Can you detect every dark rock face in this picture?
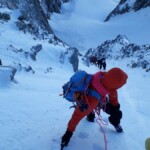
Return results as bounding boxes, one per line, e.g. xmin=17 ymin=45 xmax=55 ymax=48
xmin=7 ymin=44 xmax=42 ymax=62
xmin=0 ymin=0 xmax=19 ymax=9
xmin=16 ymin=20 xmax=40 ymax=37
xmin=5 ymin=44 xmax=41 ymax=74
xmin=59 ymin=46 xmax=80 ymax=72
xmin=0 ymin=12 xmax=11 ymax=21
xmin=30 ymin=44 xmax=42 ymax=61
xmin=19 ymin=0 xmax=53 ymax=35
xmin=105 ymin=0 xmax=130 ymax=21
xmin=83 ymin=35 xmax=150 ymax=72
xmin=133 ymin=0 xmax=150 ymax=11
xmin=105 ymin=0 xmax=150 ymax=21
xmin=62 ymin=0 xmax=70 ymax=2
xmin=41 ymin=0 xmax=61 ymax=14
xmin=0 ymin=0 xmax=70 ymax=13
xmin=0 ymin=0 xmax=71 ymax=37
xmin=0 ymin=65 xmax=17 ymax=81
xmin=69 ymin=47 xmax=79 ymax=72
xmin=23 ymin=65 xmax=35 ymax=74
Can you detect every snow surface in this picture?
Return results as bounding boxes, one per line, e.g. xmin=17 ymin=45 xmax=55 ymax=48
xmin=0 ymin=0 xmax=150 ymax=150
xmin=50 ymin=0 xmax=150 ymax=51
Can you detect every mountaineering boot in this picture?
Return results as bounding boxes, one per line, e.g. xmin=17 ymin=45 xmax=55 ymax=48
xmin=114 ymin=124 xmax=123 ymax=132
xmin=86 ymin=112 xmax=95 ymax=122
xmin=61 ymin=130 xmax=73 ymax=148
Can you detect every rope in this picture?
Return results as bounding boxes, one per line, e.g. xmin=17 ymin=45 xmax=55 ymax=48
xmin=94 ymin=109 xmax=108 ymax=150
xmin=84 ymin=84 xmax=108 ymax=150
xmin=96 ymin=116 xmax=107 ymax=150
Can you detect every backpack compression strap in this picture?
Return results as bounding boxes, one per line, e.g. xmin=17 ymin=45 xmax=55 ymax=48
xmin=87 ymin=89 xmax=101 ymax=102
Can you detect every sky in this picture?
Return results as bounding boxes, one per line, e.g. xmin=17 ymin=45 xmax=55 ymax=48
xmin=0 ymin=0 xmax=150 ymax=150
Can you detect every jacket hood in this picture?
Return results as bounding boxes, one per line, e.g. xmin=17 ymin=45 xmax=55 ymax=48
xmin=101 ymin=67 xmax=128 ymax=90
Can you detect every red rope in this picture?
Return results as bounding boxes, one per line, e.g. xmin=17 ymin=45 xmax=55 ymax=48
xmin=96 ymin=118 xmax=108 ymax=150
xmin=84 ymin=87 xmax=108 ymax=150
xmin=94 ymin=109 xmax=108 ymax=150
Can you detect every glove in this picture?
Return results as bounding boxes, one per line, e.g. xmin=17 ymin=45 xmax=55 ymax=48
xmin=61 ymin=130 xmax=73 ymax=147
xmin=86 ymin=112 xmax=95 ymax=122
xmin=114 ymin=124 xmax=123 ymax=133
xmin=104 ymin=103 xmax=120 ymax=115
xmin=109 ymin=104 xmax=121 ymax=116
xmin=106 ymin=104 xmax=122 ymax=130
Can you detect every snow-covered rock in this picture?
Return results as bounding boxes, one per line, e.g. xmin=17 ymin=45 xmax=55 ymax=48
xmin=0 ymin=66 xmax=16 ymax=87
xmin=83 ymin=35 xmax=150 ymax=71
xmin=105 ymin=0 xmax=150 ymax=21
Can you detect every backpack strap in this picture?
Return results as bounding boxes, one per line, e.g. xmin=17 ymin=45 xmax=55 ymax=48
xmin=87 ymin=89 xmax=101 ymax=101
xmin=73 ymin=75 xmax=87 ymax=87
xmin=91 ymin=71 xmax=109 ymax=100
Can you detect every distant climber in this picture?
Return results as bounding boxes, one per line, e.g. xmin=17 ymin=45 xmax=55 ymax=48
xmin=90 ymin=56 xmax=97 ymax=65
xmin=97 ymin=58 xmax=106 ymax=70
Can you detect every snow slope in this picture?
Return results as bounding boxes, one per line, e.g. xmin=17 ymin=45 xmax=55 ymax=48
xmin=0 ymin=58 xmax=149 ymax=150
xmin=0 ymin=1 xmax=150 ymax=150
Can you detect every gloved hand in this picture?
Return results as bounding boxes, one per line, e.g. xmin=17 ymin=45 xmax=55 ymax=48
xmin=104 ymin=103 xmax=120 ymax=115
xmin=86 ymin=112 xmax=95 ymax=122
xmin=61 ymin=130 xmax=73 ymax=148
xmin=114 ymin=124 xmax=123 ymax=132
xmin=106 ymin=103 xmax=123 ymax=132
